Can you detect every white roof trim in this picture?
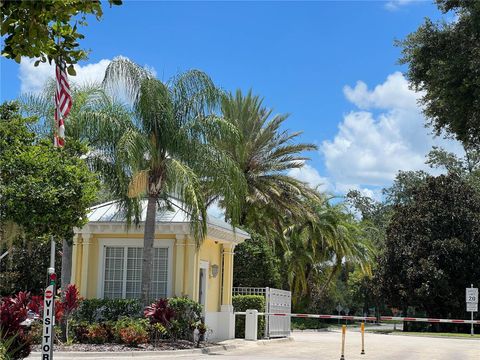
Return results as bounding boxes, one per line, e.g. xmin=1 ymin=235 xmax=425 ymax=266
xmin=75 ymin=220 xmax=249 ymax=245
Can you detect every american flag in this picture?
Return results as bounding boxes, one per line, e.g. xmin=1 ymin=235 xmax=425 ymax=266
xmin=54 ymin=60 xmax=72 ymax=147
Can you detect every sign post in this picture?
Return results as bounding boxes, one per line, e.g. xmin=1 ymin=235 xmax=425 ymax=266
xmin=336 ymin=304 xmax=343 ymax=326
xmin=466 ymin=285 xmax=478 ymax=336
xmin=42 ymin=237 xmax=56 ymax=360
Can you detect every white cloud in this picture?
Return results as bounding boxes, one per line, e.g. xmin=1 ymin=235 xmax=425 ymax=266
xmin=385 ymin=0 xmax=415 ymax=11
xmin=19 ymin=58 xmax=111 ymax=94
xmin=288 ymin=164 xmax=332 ymax=192
xmin=343 ymin=72 xmax=417 ymax=111
xmin=321 ymin=72 xmax=463 ymax=192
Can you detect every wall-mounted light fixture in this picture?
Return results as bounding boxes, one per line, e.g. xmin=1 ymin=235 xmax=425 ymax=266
xmin=210 ymin=264 xmax=219 ymax=278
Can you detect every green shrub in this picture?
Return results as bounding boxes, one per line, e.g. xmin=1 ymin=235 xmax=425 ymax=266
xmin=73 ymin=298 xmax=142 ymax=322
xmin=291 ymin=318 xmax=329 ymax=330
xmin=149 ymin=322 xmax=168 ymax=345
xmin=114 ymin=318 xmax=149 ymax=347
xmin=70 ymin=320 xmax=90 ymax=343
xmin=167 ymin=297 xmax=202 ymax=341
xmin=232 ymin=295 xmax=265 ymax=338
xmin=26 ymin=322 xmax=42 ymax=344
xmin=86 ymin=323 xmax=112 ymax=344
xmin=0 ymin=342 xmax=6 ymax=360
xmin=69 ymin=297 xmax=203 ymax=344
xmin=233 ymin=232 xmax=282 ymax=288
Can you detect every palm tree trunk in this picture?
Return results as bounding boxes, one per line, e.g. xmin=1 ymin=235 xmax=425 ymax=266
xmin=60 ymin=237 xmax=73 ymax=342
xmin=141 ymin=194 xmax=157 ymax=306
xmin=61 ymin=238 xmax=73 ymax=290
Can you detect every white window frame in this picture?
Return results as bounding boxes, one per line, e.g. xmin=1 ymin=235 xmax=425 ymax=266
xmin=97 ymin=238 xmax=174 ymax=299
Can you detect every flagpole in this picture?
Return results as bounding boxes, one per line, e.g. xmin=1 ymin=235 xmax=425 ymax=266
xmin=42 ymin=21 xmax=62 ymax=360
xmin=49 ymin=236 xmax=55 ymax=274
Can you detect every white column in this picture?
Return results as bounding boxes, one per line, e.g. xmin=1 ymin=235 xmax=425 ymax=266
xmin=174 ymin=235 xmax=186 ymax=297
xmin=80 ymin=233 xmax=91 ymax=298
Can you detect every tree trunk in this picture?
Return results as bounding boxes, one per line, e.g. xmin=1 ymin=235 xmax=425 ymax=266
xmin=141 ymin=195 xmax=157 ymax=306
xmin=61 ymin=237 xmax=72 ymax=342
xmin=61 ymin=238 xmax=72 ymax=291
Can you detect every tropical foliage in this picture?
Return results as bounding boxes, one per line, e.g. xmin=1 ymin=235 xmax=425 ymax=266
xmin=9 ymin=57 xmax=384 ymax=327
xmin=399 ymin=0 xmax=480 ymax=145
xmin=84 ymin=57 xmax=246 ymax=304
xmin=1 ymin=100 xmax=99 ymax=296
xmin=222 ymin=90 xmax=376 ymax=309
xmin=219 ymin=90 xmax=319 ymax=231
xmin=1 ymin=0 xmax=122 ymax=68
xmin=0 ymin=101 xmax=98 ymax=245
xmin=379 ymin=174 xmax=480 ymax=320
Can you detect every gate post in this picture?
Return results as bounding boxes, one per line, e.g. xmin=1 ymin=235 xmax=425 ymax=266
xmin=245 ymin=309 xmax=258 ymax=341
xmin=265 ymin=287 xmax=270 ymax=339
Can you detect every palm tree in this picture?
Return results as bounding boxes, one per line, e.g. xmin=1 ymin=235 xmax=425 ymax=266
xmin=96 ymin=57 xmax=245 ymax=304
xmin=21 ymin=83 xmax=132 ymax=293
xmin=282 ymin=200 xmax=376 ymax=305
xmin=217 ymin=89 xmax=320 ymax=233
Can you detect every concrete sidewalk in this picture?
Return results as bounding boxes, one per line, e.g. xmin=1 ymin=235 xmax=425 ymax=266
xmin=28 ymin=337 xmax=293 ymax=359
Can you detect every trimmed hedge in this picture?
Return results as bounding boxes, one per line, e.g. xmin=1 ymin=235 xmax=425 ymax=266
xmin=73 ymin=298 xmax=142 ymax=322
xmin=232 ymin=295 xmax=265 ymax=338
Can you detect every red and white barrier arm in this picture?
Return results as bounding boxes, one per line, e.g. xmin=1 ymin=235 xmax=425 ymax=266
xmin=379 ymin=316 xmax=480 ymax=325
xmin=234 ymin=312 xmax=480 ymax=324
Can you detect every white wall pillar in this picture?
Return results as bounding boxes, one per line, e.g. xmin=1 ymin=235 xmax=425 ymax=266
xmin=80 ymin=233 xmax=91 ymax=298
xmin=245 ymin=309 xmax=258 ymax=341
xmin=174 ymin=235 xmax=186 ymax=297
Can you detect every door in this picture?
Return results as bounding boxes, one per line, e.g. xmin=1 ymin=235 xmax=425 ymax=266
xmin=198 ymin=261 xmax=208 ymax=312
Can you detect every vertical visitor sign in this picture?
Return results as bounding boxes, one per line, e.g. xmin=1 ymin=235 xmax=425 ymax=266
xmin=42 ymin=273 xmax=56 ymax=360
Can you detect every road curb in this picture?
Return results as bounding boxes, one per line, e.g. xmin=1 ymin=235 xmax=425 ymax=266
xmin=29 ymin=337 xmax=293 ymax=358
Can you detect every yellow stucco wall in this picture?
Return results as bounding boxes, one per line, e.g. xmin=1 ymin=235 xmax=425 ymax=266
xmin=199 ymin=239 xmax=222 ymax=312
xmin=72 ymin=233 xmax=234 ymax=313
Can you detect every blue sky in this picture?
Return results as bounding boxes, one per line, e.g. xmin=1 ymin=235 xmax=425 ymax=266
xmin=0 ymin=1 xmax=460 ymax=199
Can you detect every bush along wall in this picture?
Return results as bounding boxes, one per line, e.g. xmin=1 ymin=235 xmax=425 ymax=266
xmin=73 ymin=298 xmax=142 ymax=323
xmin=232 ymin=295 xmax=265 ymax=338
xmin=68 ymin=297 xmax=204 ymax=346
xmin=1 ymin=294 xmax=205 ymax=350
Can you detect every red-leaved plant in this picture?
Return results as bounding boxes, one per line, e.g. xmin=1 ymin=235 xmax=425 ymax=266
xmin=144 ymin=298 xmax=175 ymax=326
xmin=60 ymin=284 xmax=82 ymax=341
xmin=63 ymin=284 xmax=81 ymax=315
xmin=0 ymin=291 xmax=42 ymax=359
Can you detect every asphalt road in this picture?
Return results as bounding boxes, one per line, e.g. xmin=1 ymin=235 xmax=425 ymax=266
xmin=31 ymin=331 xmax=480 ymax=360
xmin=175 ymin=331 xmax=480 ymax=360
xmin=172 ymin=332 xmax=480 ymax=360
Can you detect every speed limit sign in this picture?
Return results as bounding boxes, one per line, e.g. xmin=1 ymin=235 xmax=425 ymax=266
xmin=466 ymin=287 xmax=478 ymax=304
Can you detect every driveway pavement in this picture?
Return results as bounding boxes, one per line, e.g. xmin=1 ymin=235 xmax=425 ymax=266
xmin=169 ymin=331 xmax=480 ymax=360
xmin=31 ymin=331 xmax=480 ymax=360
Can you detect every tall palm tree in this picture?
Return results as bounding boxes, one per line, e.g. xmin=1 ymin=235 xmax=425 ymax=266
xmin=97 ymin=57 xmax=245 ymax=304
xmin=21 ymin=83 xmax=132 ymax=292
xmin=217 ymin=89 xmax=320 ymax=233
xmin=282 ymin=200 xmax=376 ymax=305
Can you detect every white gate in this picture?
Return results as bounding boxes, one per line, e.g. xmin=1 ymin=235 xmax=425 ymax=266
xmin=233 ymin=287 xmax=291 ymax=338
xmin=266 ymin=288 xmax=291 ymax=338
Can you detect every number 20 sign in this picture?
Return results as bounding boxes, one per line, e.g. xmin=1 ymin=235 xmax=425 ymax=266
xmin=466 ymin=287 xmax=478 ymax=304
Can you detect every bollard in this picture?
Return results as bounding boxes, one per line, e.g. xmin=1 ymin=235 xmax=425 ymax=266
xmin=360 ymin=322 xmax=365 ymax=355
xmin=340 ymin=324 xmax=346 ymax=360
xmin=245 ymin=309 xmax=258 ymax=341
